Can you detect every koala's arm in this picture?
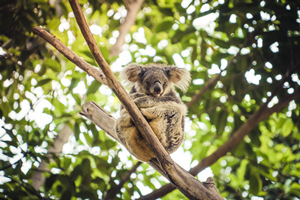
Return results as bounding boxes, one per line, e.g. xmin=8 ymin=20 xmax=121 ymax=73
xmin=132 ymin=92 xmax=181 ymax=108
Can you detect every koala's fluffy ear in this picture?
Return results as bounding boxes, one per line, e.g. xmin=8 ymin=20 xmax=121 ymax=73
xmin=166 ymin=67 xmax=191 ymax=91
xmin=120 ymin=63 xmax=143 ymax=83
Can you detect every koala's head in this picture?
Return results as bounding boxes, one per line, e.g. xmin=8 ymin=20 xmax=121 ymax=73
xmin=120 ymin=63 xmax=191 ymax=97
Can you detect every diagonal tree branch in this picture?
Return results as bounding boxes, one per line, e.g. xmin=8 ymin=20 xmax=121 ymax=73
xmin=68 ymin=0 xmax=223 ymax=199
xmin=69 ymin=0 xmax=222 ymax=197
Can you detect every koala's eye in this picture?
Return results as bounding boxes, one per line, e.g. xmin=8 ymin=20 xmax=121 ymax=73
xmin=163 ymin=82 xmax=167 ymax=88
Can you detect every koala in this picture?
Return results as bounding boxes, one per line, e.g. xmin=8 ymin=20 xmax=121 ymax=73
xmin=114 ymin=63 xmax=191 ymax=162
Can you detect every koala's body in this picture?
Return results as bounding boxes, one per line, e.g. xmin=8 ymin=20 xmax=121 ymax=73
xmin=115 ymin=63 xmax=191 ymax=162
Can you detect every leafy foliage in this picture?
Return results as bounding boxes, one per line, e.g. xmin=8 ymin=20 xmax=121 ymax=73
xmin=0 ymin=0 xmax=299 ymax=199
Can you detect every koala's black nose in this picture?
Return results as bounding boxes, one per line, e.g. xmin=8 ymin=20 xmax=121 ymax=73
xmin=153 ymin=81 xmax=162 ymax=95
xmin=154 ymin=86 xmax=161 ymax=93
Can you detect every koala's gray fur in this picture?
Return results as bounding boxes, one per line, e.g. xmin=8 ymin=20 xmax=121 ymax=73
xmin=115 ymin=63 xmax=191 ymax=161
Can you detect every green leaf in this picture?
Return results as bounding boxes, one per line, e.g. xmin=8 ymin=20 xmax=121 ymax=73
xmin=171 ymin=27 xmax=196 ymax=44
xmin=37 ymin=64 xmax=47 ymax=76
xmin=70 ymin=165 xmax=81 ymax=181
xmin=68 ymin=78 xmax=80 ymax=93
xmin=37 ymin=78 xmax=52 ymax=86
xmin=45 ymin=174 xmax=58 ymax=191
xmin=84 ymin=132 xmax=93 ymax=146
xmin=249 ymin=169 xmax=262 ymax=195
xmin=290 ymin=183 xmax=300 ymax=196
xmin=63 ymin=157 xmax=72 ymax=170
xmin=216 ymin=111 xmax=228 ymax=135
xmin=281 ymin=119 xmax=294 ymax=137
xmin=156 ymin=17 xmax=174 ymax=32
xmin=74 ymin=122 xmax=80 ymax=140
xmin=0 ymin=102 xmax=10 ymax=117
xmin=60 ymin=189 xmax=72 ymax=200
xmin=86 ymin=80 xmax=101 ymax=96
xmin=211 ymin=37 xmax=230 ymax=49
xmin=143 ymin=26 xmax=153 ymax=43
xmin=44 ymin=58 xmax=61 ymax=72
xmin=237 ymin=159 xmax=248 ymax=182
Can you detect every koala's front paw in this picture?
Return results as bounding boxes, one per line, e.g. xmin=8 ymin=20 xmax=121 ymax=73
xmin=134 ymin=97 xmax=156 ymax=108
xmin=118 ymin=112 xmax=134 ymax=127
xmin=140 ymin=107 xmax=158 ymax=120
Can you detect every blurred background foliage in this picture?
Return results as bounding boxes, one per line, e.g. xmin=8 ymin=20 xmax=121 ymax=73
xmin=0 ymin=0 xmax=300 ymax=199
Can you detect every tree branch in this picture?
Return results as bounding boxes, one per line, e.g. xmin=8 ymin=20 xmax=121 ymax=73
xmin=110 ymin=0 xmax=144 ymax=57
xmin=81 ymin=101 xmax=117 ymax=140
xmin=68 ymin=0 xmax=171 ymax=167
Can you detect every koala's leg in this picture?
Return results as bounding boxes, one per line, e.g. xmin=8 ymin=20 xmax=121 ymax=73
xmin=117 ymin=110 xmax=133 ymax=127
xmin=125 ymin=131 xmax=155 ymax=162
xmin=115 ymin=111 xmax=155 ymax=162
xmin=140 ymin=103 xmax=186 ymax=153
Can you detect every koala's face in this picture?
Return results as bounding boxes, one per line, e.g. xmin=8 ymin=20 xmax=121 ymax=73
xmin=138 ymin=67 xmax=169 ymax=97
xmin=121 ymin=63 xmax=191 ymax=97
